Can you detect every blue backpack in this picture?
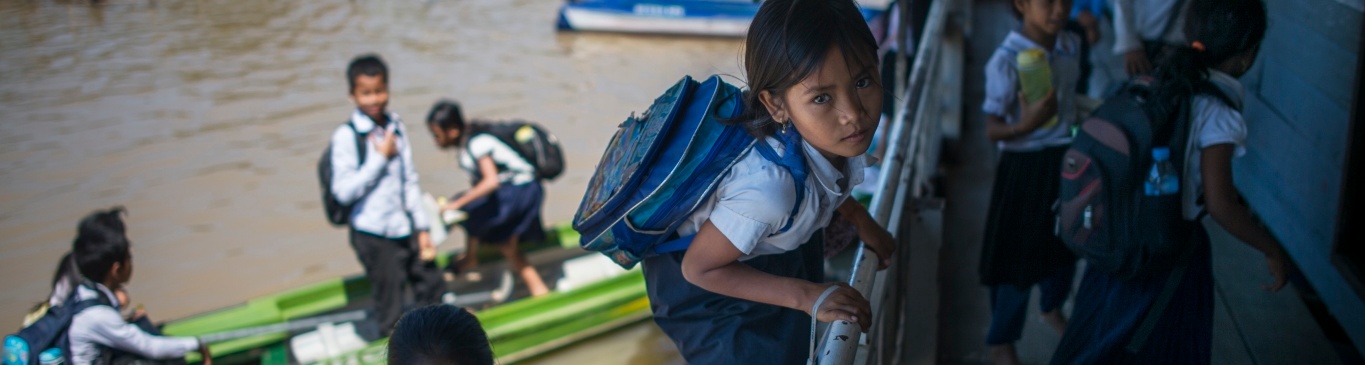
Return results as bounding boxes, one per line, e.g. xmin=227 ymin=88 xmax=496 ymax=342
xmin=4 ymin=289 xmax=111 ymax=365
xmin=573 ymin=75 xmax=808 ymax=269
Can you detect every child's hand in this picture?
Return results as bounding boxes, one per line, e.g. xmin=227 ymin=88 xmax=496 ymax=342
xmin=1263 ymin=248 xmax=1288 ymax=292
xmin=1124 ymin=49 xmax=1152 ymax=76
xmin=375 ymin=130 xmax=398 ymax=159
xmin=859 ymin=224 xmax=896 ymax=270
xmin=417 ymin=231 xmax=436 ymax=262
xmin=1017 ymin=89 xmax=1058 ymax=132
xmin=803 ymin=283 xmax=872 ymax=331
xmin=197 ymin=341 xmax=213 ymax=365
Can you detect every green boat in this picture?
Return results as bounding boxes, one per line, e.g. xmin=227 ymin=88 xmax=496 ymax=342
xmin=159 ymin=225 xmax=652 ymax=365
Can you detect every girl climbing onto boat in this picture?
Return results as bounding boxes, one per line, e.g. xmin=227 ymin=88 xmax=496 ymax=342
xmin=641 ymin=0 xmax=897 ymax=362
xmin=425 ymin=100 xmax=551 ymax=297
xmin=1051 ymin=0 xmax=1287 ymax=363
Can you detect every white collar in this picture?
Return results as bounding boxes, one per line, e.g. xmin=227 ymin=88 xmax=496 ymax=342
xmin=1205 ymin=69 xmax=1245 ymax=110
xmin=78 ymin=282 xmax=121 ymax=310
xmin=1001 ymin=30 xmax=1077 ymax=56
xmin=349 ymin=109 xmax=401 ymax=134
xmin=800 ymin=140 xmax=867 ymax=196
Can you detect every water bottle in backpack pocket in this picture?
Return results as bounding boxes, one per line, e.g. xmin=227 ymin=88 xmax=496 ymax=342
xmin=1055 ymin=77 xmax=1216 ymax=278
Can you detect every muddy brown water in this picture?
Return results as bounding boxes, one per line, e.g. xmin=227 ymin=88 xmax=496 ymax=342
xmin=0 ymin=0 xmax=739 ymax=361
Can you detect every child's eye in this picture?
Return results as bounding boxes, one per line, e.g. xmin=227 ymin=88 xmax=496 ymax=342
xmin=855 ymin=78 xmax=872 ymax=89
xmin=813 ymin=94 xmax=832 ymax=104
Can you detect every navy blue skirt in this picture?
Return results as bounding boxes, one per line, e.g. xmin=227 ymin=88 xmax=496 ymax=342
xmin=457 ymin=181 xmax=546 ymax=244
xmin=1050 ymin=223 xmax=1214 ymax=364
xmin=980 ymin=146 xmax=1078 ymax=287
xmin=642 ymin=230 xmax=824 ymax=365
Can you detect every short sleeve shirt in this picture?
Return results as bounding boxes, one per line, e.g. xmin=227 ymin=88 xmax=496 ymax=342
xmin=459 ymin=134 xmax=537 ymax=185
xmin=1182 ymin=69 xmax=1248 ymax=220
xmin=675 ymin=137 xmax=869 ymax=260
xmin=982 ymin=31 xmax=1081 ymax=152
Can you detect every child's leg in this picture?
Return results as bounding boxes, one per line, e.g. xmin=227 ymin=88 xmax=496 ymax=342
xmin=406 ymin=237 xmax=447 ymax=306
xmin=987 ymin=284 xmax=1030 ymax=365
xmin=349 ymin=230 xmax=407 ymax=336
xmin=1037 ymin=262 xmax=1078 ymax=335
xmin=498 ymin=236 xmax=549 ymax=297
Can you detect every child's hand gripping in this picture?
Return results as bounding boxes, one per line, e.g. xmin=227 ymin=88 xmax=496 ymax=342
xmin=1016 ymin=89 xmax=1058 ymax=134
xmin=803 ymin=283 xmax=873 ymax=331
xmin=837 ymin=200 xmax=897 ymax=269
xmin=375 ymin=128 xmax=398 ymax=159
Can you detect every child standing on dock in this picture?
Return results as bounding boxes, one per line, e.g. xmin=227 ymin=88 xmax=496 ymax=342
xmin=328 ymin=54 xmax=445 ymax=337
xmin=1051 ymin=0 xmax=1287 ymax=363
xmin=641 ymin=0 xmax=896 ymax=363
xmin=977 ymin=0 xmax=1083 ymax=364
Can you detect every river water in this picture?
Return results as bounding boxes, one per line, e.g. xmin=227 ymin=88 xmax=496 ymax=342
xmin=0 ymin=0 xmax=740 ymax=361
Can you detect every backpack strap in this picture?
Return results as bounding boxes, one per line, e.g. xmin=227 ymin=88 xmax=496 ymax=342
xmin=1125 ymin=236 xmax=1197 ymax=353
xmin=347 ymin=122 xmax=367 ymax=167
xmin=653 ymin=132 xmax=811 ymax=255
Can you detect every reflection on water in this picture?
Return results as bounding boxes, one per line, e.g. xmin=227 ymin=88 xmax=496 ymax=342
xmin=0 ymin=0 xmax=738 ymax=361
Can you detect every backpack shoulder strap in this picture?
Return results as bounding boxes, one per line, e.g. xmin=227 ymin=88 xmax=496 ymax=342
xmin=752 ymin=132 xmax=808 ymax=234
xmin=348 ymin=122 xmax=367 ymax=167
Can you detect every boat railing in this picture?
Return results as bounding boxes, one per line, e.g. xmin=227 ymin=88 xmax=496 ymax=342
xmin=817 ymin=0 xmax=965 ymax=363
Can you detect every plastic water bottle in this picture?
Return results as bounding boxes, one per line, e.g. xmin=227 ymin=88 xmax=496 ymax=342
xmin=1016 ymin=48 xmax=1059 ymax=129
xmin=1144 ymin=147 xmax=1180 ymax=196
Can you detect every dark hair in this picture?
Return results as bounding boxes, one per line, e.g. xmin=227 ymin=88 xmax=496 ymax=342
xmin=72 ymin=206 xmax=131 ymax=285
xmin=1153 ymin=0 xmax=1267 ymax=105
xmin=729 ymin=0 xmax=881 ymax=137
xmin=346 ymin=54 xmax=389 ymax=93
xmin=387 ymin=304 xmax=494 ymax=365
xmin=426 ymin=99 xmax=466 ymax=132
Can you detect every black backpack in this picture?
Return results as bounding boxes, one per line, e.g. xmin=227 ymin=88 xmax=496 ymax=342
xmin=317 ymin=122 xmax=368 ymax=226
xmin=3 ymin=289 xmax=112 ymax=365
xmin=1056 ymin=76 xmax=1232 ymax=278
xmin=467 ymin=121 xmax=564 ymax=181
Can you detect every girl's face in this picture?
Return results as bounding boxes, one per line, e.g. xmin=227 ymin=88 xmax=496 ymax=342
xmin=1015 ymin=0 xmax=1070 ymax=37
xmin=428 ymin=124 xmax=462 ymax=149
xmin=760 ymin=45 xmax=882 ymax=162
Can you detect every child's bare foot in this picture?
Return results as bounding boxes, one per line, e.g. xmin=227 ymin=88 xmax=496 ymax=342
xmin=988 ymin=343 xmax=1021 ymax=365
xmin=1041 ymin=308 xmax=1068 ymax=335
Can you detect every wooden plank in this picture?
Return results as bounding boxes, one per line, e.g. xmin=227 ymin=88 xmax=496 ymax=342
xmin=1266 ymin=0 xmax=1364 ymax=53
xmin=1255 ymin=21 xmax=1358 ymax=110
xmin=1250 ymin=57 xmax=1352 ymax=147
xmin=1206 ymin=221 xmax=1343 ymax=365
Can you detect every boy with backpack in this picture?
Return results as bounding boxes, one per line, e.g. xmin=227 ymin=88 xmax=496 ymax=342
xmin=324 ymin=54 xmax=444 ymax=337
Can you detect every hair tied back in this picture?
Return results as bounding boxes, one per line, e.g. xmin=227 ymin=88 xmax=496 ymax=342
xmin=1191 ymin=41 xmax=1207 ymax=52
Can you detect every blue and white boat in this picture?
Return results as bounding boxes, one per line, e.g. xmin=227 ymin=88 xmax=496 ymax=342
xmin=556 ymin=0 xmax=889 ymax=37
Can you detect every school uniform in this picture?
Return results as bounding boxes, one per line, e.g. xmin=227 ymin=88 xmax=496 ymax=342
xmin=1112 ymin=0 xmax=1188 ymax=56
xmin=329 ymin=110 xmax=444 ymax=335
xmin=1050 ymin=69 xmax=1246 ymax=364
xmin=455 ymin=133 xmax=545 ymax=244
xmin=978 ymin=30 xmax=1082 ymax=346
xmin=67 ymin=284 xmax=199 ymax=365
xmin=642 ymin=137 xmax=868 ymax=364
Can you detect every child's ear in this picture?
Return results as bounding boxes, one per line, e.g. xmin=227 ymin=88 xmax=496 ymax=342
xmin=758 ymin=90 xmax=788 ymax=122
xmin=1012 ymin=0 xmax=1028 ymax=15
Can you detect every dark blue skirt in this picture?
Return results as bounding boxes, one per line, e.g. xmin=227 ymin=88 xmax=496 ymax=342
xmin=642 ymin=230 xmax=825 ymax=365
xmin=1050 ymin=223 xmax=1214 ymax=364
xmin=457 ymin=181 xmax=546 ymax=244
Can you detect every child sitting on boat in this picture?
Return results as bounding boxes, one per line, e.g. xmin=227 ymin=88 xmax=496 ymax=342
xmin=60 ymin=207 xmax=212 ymax=365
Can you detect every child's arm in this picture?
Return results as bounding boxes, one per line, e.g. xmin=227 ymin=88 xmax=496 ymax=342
xmin=680 ymin=220 xmax=874 ymax=330
xmin=83 ymin=307 xmax=201 ymax=360
xmin=444 ymin=155 xmax=501 ymax=212
xmin=1111 ymin=0 xmax=1150 ymax=75
xmin=331 ymin=128 xmax=393 ymax=205
xmin=835 ymin=199 xmax=895 ymax=269
xmin=1201 ymin=144 xmax=1288 ymax=292
xmin=985 ymin=90 xmax=1057 ymax=142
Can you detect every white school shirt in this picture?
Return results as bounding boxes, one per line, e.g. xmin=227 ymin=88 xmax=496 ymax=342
xmin=329 ymin=110 xmax=430 ymax=238
xmin=458 ymin=134 xmax=537 ymax=185
xmin=1112 ymin=0 xmax=1188 ymax=55
xmin=982 ymin=31 xmax=1081 ymax=152
xmin=1182 ymin=69 xmax=1248 ymax=220
xmin=676 ymin=137 xmax=869 ymax=261
xmin=67 ymin=284 xmax=200 ymax=365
